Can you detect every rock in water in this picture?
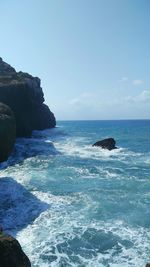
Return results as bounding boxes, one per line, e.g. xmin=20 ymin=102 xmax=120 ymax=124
xmin=0 ymin=233 xmax=31 ymax=267
xmin=0 ymin=57 xmax=56 ymax=137
xmin=92 ymin=138 xmax=117 ymax=150
xmin=0 ymin=102 xmax=16 ymax=162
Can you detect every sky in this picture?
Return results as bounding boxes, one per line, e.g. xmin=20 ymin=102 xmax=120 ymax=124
xmin=0 ymin=0 xmax=150 ymax=120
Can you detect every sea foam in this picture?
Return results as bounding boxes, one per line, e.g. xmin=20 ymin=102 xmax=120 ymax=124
xmin=0 ymin=120 xmax=150 ymax=266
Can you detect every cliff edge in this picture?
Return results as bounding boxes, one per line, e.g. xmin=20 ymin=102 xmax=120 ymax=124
xmin=0 ymin=57 xmax=56 ymax=137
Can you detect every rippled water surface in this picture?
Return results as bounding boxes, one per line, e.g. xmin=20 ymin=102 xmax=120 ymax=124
xmin=0 ymin=120 xmax=150 ymax=266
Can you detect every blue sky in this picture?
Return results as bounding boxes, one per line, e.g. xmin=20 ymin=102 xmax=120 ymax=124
xmin=0 ymin=0 xmax=150 ymax=119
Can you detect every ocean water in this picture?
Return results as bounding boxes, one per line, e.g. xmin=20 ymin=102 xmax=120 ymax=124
xmin=0 ymin=120 xmax=150 ymax=267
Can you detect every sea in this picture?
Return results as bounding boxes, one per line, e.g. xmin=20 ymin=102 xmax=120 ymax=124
xmin=0 ymin=120 xmax=150 ymax=267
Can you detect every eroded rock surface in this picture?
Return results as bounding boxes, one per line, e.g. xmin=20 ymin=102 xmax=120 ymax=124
xmin=0 ymin=57 xmax=56 ymax=137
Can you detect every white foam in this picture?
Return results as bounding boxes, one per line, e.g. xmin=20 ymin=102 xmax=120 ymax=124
xmin=0 ymin=127 xmax=149 ymax=267
xmin=53 ymin=136 xmax=143 ymax=164
xmin=15 ymin=190 xmax=150 ymax=267
xmin=0 ymin=178 xmax=49 ymax=233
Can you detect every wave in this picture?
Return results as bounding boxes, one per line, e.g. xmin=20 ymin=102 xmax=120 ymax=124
xmin=54 ymin=137 xmax=144 ymax=163
xmin=0 ymin=126 xmax=149 ymax=266
xmin=0 ymin=127 xmax=148 ymax=172
xmin=16 ymin=190 xmax=150 ymax=267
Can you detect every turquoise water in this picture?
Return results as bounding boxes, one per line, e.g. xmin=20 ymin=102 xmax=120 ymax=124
xmin=0 ymin=120 xmax=150 ymax=266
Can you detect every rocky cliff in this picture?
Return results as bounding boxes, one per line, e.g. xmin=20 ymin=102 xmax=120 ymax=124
xmin=0 ymin=231 xmax=31 ymax=267
xmin=0 ymin=57 xmax=56 ymax=137
xmin=0 ymin=103 xmax=16 ymax=162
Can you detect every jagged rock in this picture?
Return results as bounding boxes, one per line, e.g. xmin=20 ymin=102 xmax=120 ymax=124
xmin=0 ymin=102 xmax=16 ymax=162
xmin=92 ymin=138 xmax=117 ymax=150
xmin=0 ymin=232 xmax=31 ymax=267
xmin=0 ymin=58 xmax=56 ymax=137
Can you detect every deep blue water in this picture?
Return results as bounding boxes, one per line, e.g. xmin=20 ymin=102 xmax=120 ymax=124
xmin=0 ymin=120 xmax=150 ymax=266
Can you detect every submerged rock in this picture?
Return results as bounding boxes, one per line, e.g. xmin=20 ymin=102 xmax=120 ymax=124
xmin=0 ymin=232 xmax=31 ymax=267
xmin=0 ymin=102 xmax=16 ymax=162
xmin=0 ymin=57 xmax=56 ymax=137
xmin=92 ymin=138 xmax=117 ymax=150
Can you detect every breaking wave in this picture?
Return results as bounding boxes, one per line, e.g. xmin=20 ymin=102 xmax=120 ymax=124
xmin=0 ymin=120 xmax=150 ymax=266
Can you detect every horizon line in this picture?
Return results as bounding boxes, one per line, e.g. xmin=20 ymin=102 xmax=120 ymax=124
xmin=56 ymin=119 xmax=150 ymax=121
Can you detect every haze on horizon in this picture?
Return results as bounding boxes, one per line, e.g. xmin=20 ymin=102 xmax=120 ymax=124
xmin=0 ymin=0 xmax=150 ymax=120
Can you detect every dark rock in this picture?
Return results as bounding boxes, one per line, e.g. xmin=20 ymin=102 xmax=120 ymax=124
xmin=0 ymin=102 xmax=16 ymax=162
xmin=0 ymin=58 xmax=56 ymax=137
xmin=92 ymin=138 xmax=117 ymax=150
xmin=0 ymin=232 xmax=31 ymax=267
xmin=146 ymin=264 xmax=150 ymax=267
xmin=31 ymin=103 xmax=56 ymax=130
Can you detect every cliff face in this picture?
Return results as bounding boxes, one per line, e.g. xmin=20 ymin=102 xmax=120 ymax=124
xmin=0 ymin=58 xmax=56 ymax=137
xmin=0 ymin=103 xmax=16 ymax=162
xmin=0 ymin=232 xmax=31 ymax=267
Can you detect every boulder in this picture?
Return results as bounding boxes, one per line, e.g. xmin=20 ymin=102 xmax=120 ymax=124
xmin=0 ymin=102 xmax=16 ymax=162
xmin=92 ymin=138 xmax=117 ymax=150
xmin=0 ymin=58 xmax=56 ymax=137
xmin=0 ymin=232 xmax=31 ymax=267
xmin=146 ymin=264 xmax=150 ymax=267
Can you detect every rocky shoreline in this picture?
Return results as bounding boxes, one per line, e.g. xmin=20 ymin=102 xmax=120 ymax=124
xmin=0 ymin=58 xmax=56 ymax=161
xmin=0 ymin=59 xmax=149 ymax=267
xmin=0 ymin=58 xmax=56 ymax=265
xmin=0 ymin=230 xmax=31 ymax=267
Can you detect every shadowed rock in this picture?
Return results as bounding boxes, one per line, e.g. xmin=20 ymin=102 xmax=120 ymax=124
xmin=0 ymin=177 xmax=50 ymax=266
xmin=0 ymin=57 xmax=56 ymax=137
xmin=92 ymin=138 xmax=117 ymax=150
xmin=0 ymin=232 xmax=31 ymax=267
xmin=0 ymin=103 xmax=16 ymax=162
xmin=0 ymin=177 xmax=49 ymax=233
